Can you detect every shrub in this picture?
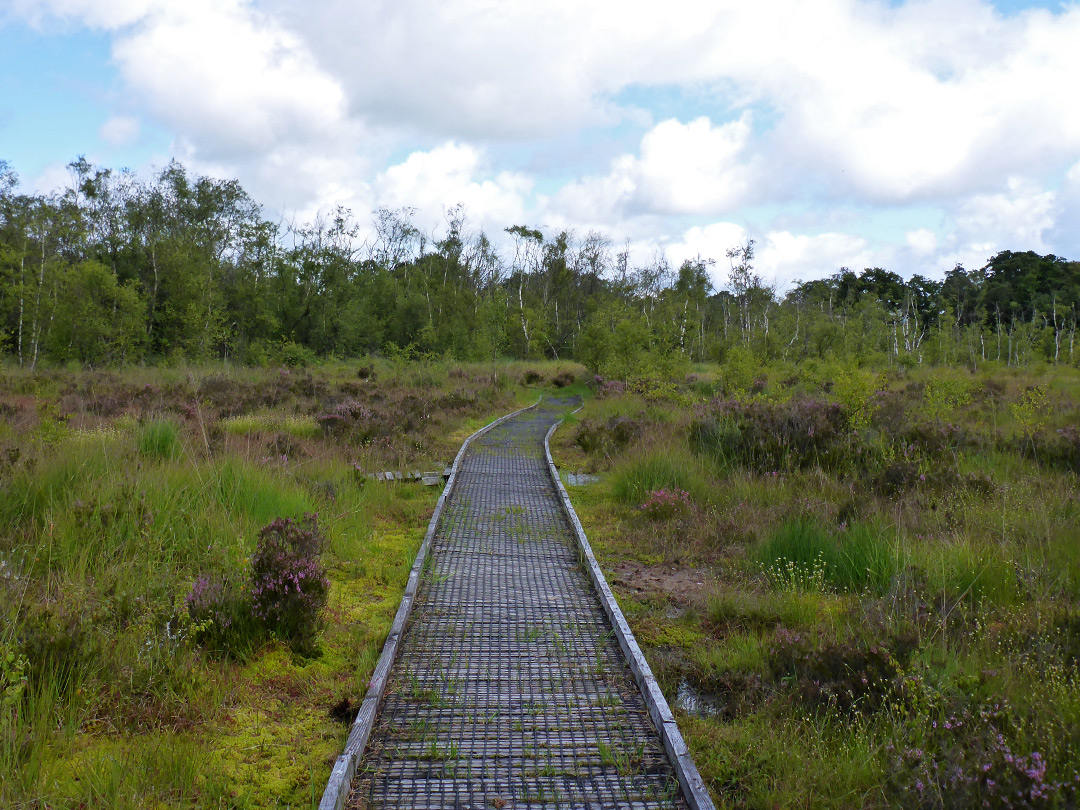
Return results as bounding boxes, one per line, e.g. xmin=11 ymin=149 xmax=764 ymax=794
xmin=17 ymin=599 xmax=101 ymax=688
xmin=278 ymin=340 xmax=316 ymax=368
xmin=887 ymin=700 xmax=1080 ymax=809
xmin=136 ymin=419 xmax=182 ymax=461
xmin=768 ymin=628 xmax=914 ymax=715
xmin=551 ymin=371 xmax=576 ymax=388
xmin=832 ymin=365 xmax=883 ymax=431
xmin=720 ymin=346 xmax=759 ymax=396
xmin=249 ymin=515 xmax=329 ymax=653
xmin=184 ymin=575 xmax=255 ymax=654
xmin=923 ymin=372 xmax=975 ymax=423
xmin=574 ymin=416 xmax=642 ymax=455
xmin=692 ymin=397 xmax=850 ymax=473
xmin=1033 ymin=425 xmax=1080 ymax=473
xmin=316 ymin=398 xmax=372 ymax=438
xmin=1011 ymin=384 xmax=1051 ymax=441
xmin=639 ymin=488 xmax=692 ymax=520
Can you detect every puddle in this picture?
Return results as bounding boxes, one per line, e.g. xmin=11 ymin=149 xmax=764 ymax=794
xmin=565 ymin=473 xmax=600 ymax=486
xmin=673 ymin=680 xmax=726 ymax=719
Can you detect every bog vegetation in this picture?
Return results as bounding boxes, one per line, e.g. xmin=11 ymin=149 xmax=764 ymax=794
xmin=0 ymin=359 xmax=566 ymax=807
xmin=551 ymin=361 xmax=1080 ymax=808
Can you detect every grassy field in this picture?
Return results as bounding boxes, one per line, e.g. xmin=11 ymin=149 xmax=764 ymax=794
xmin=0 ymin=358 xmax=584 ymax=809
xmin=550 ymin=360 xmax=1080 ymax=809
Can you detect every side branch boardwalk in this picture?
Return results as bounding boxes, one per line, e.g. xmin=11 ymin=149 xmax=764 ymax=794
xmin=334 ymin=400 xmax=708 ymax=810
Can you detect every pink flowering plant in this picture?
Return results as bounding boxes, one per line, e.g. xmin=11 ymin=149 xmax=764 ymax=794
xmin=250 ymin=514 xmax=329 ymax=653
xmin=639 ymin=488 xmax=692 ymax=520
xmin=886 ymin=700 xmax=1080 ymax=809
xmin=187 ymin=513 xmax=330 ymax=656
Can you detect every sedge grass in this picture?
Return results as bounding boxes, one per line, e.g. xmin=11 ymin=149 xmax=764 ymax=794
xmin=758 ymin=517 xmax=899 ymax=595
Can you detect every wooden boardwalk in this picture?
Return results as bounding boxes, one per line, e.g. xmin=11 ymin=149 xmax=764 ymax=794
xmin=323 ymin=400 xmax=711 ymax=810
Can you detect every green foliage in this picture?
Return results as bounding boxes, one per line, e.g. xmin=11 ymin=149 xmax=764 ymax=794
xmin=923 ymin=371 xmax=975 ymax=423
xmin=610 ymin=444 xmax=709 ymax=505
xmin=720 ymin=345 xmax=760 ymax=396
xmin=552 ymin=359 xmax=1080 ymax=810
xmin=278 ymin=339 xmax=317 ymax=368
xmin=136 ymin=419 xmax=183 ymax=461
xmin=222 ymin=412 xmax=321 ymax=439
xmin=45 ymin=260 xmax=146 ymax=365
xmin=1011 ymin=383 xmax=1051 ymax=439
xmin=692 ymin=397 xmax=850 ymax=473
xmin=1 ymin=362 xmax=495 ymax=808
xmin=2 ymin=157 xmax=1079 ymax=371
xmin=759 ymin=518 xmax=898 ymax=594
xmin=831 ymin=364 xmax=882 ymax=431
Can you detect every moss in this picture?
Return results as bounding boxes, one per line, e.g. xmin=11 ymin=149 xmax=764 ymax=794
xmin=637 ymin=621 xmax=708 ymax=650
xmin=212 ymin=700 xmax=336 ymax=808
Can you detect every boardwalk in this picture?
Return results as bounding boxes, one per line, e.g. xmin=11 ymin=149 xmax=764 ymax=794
xmin=334 ymin=400 xmax=705 ymax=810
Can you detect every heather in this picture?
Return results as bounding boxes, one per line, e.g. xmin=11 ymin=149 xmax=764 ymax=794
xmin=0 ymin=359 xmax=567 ymax=808
xmin=551 ymin=360 xmax=1080 ymax=808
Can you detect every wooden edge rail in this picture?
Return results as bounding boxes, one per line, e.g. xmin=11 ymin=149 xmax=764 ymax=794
xmin=318 ymin=398 xmax=544 ymax=810
xmin=543 ymin=406 xmax=717 ymax=810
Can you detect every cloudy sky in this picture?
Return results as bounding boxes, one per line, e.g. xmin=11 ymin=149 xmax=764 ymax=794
xmin=2 ymin=0 xmax=1078 ymax=290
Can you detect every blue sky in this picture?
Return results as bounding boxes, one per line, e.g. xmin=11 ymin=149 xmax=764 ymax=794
xmin=2 ymin=0 xmax=1078 ymax=290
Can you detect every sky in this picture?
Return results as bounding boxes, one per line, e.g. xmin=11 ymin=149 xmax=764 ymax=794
xmin=1 ymin=0 xmax=1078 ymax=292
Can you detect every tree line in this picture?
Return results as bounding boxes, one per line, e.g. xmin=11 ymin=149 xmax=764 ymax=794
xmin=1 ymin=157 xmax=1077 ymax=373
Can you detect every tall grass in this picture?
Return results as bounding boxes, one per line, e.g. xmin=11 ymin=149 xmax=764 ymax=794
xmin=758 ymin=517 xmax=898 ymax=594
xmin=610 ymin=443 xmax=713 ymax=504
xmin=137 ymin=419 xmax=183 ymax=460
xmin=221 ymin=412 xmax=321 ymax=439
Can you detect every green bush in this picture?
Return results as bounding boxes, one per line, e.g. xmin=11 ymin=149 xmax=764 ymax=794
xmin=692 ymin=398 xmax=850 ymax=473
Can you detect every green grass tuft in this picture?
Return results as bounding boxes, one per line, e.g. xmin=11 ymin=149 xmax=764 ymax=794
xmin=758 ymin=517 xmax=898 ymax=594
xmin=610 ymin=443 xmax=711 ymax=504
xmin=136 ymin=419 xmax=183 ymax=461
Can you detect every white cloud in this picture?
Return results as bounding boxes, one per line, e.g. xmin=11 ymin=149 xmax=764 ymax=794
xmin=98 ymin=115 xmax=140 ymax=147
xmin=266 ymin=0 xmax=1080 ymax=204
xmin=757 ymin=231 xmax=874 ymax=288
xmin=375 ymin=143 xmax=532 ymax=233
xmin=953 ymin=178 xmax=1056 ymax=254
xmin=635 ymin=115 xmax=758 ymax=214
xmin=664 ymin=222 xmax=748 ymax=287
xmin=26 ymin=162 xmax=75 ymax=196
xmin=9 ymin=0 xmax=1080 ymax=274
xmin=550 ymin=114 xmax=759 ymax=224
xmin=1046 ymin=161 xmax=1080 ymax=259
xmin=905 ymin=228 xmax=938 ymax=256
xmin=110 ymin=0 xmax=350 ymax=158
xmin=661 ymin=223 xmax=874 ymax=290
xmin=10 ymin=0 xmax=157 ymax=29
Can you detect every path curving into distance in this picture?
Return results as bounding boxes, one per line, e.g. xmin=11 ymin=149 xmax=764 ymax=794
xmin=322 ymin=398 xmax=713 ymax=810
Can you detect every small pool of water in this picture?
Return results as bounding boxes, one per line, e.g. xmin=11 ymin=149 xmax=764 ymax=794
xmin=673 ymin=680 xmax=726 ymax=718
xmin=565 ymin=473 xmax=600 ymax=486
